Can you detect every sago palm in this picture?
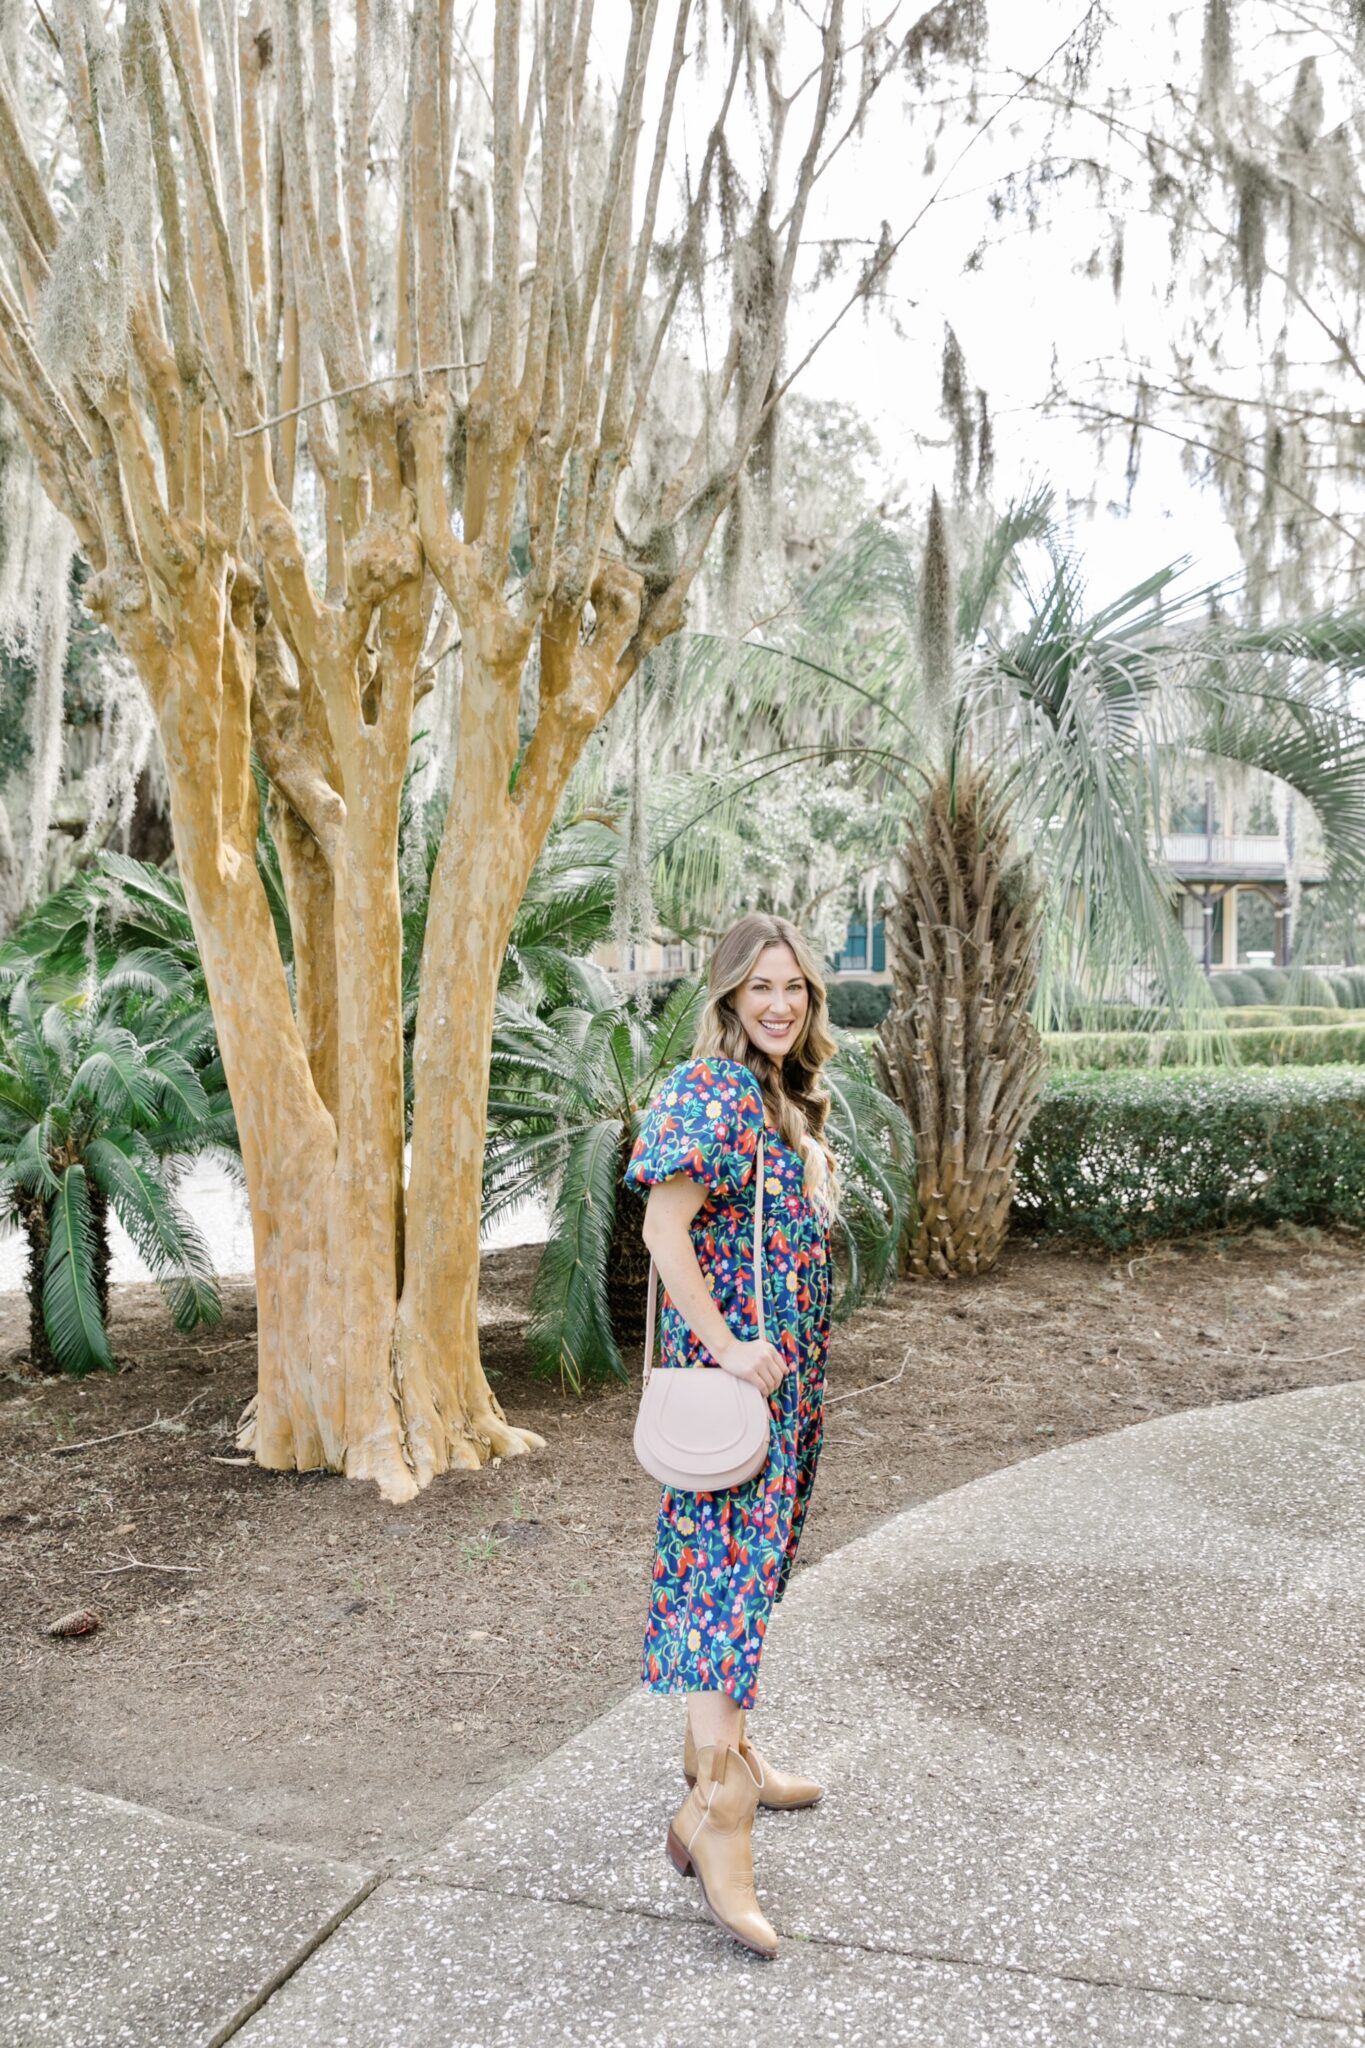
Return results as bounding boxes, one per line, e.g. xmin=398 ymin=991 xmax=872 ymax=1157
xmin=486 ymin=974 xmax=915 ymax=1390
xmin=0 ymin=956 xmax=226 ymax=1374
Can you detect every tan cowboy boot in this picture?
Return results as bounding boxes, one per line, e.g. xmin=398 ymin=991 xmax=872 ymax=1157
xmin=683 ymin=1710 xmax=824 ymax=1810
xmin=666 ymin=1741 xmax=779 ymax=1958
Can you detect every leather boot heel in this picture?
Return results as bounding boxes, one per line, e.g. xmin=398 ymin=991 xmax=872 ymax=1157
xmin=665 ymin=1827 xmax=694 ymax=1878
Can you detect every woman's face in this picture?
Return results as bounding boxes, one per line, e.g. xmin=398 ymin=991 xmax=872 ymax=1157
xmin=734 ymin=942 xmax=809 ymax=1062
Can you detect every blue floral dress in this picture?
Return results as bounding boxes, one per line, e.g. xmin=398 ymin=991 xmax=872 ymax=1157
xmin=623 ymin=1055 xmax=832 ymax=1709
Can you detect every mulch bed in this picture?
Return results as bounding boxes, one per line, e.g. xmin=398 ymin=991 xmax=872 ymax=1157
xmin=2 ymin=1224 xmax=1362 ymax=1865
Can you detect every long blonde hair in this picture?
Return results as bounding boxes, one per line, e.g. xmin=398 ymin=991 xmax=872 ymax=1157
xmin=692 ymin=912 xmax=841 ymax=1224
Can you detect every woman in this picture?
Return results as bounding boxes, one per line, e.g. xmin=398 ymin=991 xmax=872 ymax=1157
xmin=623 ymin=911 xmax=840 ymax=1960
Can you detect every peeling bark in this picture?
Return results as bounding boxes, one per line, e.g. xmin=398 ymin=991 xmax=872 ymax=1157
xmin=0 ymin=0 xmax=864 ymax=1498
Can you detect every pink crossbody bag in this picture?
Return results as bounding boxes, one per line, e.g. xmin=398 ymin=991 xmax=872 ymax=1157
xmin=633 ymin=1134 xmax=772 ymax=1492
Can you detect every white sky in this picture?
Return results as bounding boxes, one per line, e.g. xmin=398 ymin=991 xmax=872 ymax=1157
xmin=771 ymin=2 xmax=1308 ymax=607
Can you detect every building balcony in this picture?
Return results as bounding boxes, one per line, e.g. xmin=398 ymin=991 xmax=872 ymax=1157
xmin=1161 ymin=832 xmax=1326 ymax=883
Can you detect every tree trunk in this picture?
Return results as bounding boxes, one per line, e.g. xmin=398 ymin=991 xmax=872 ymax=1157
xmin=88 ymin=1180 xmax=111 ymax=1330
xmin=21 ymin=1199 xmax=59 ymax=1376
xmin=0 ymin=0 xmax=861 ymax=1503
xmin=395 ymin=645 xmax=547 ymax=1475
xmin=127 ymin=566 xmax=530 ymax=1502
xmin=606 ymin=1137 xmax=651 ymax=1352
xmin=874 ymin=765 xmax=1046 ymax=1279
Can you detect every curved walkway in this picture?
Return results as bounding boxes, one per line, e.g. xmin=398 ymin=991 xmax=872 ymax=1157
xmin=4 ymin=1383 xmax=1363 ymax=2047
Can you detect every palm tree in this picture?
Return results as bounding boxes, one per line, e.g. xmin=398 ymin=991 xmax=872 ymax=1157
xmin=486 ymin=974 xmax=916 ymax=1390
xmin=649 ymin=491 xmax=1365 ymax=1277
xmin=0 ymin=956 xmax=226 ymax=1374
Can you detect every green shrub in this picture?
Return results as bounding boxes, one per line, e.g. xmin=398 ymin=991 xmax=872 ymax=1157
xmin=1344 ymin=969 xmax=1365 ymax=1008
xmin=1219 ymin=1005 xmax=1363 ymax=1027
xmin=1289 ymin=970 xmax=1339 ymax=1008
xmin=1231 ymin=1022 xmax=1365 ymax=1064
xmin=1013 ymin=1066 xmax=1365 ymax=1248
xmin=1208 ymin=975 xmax=1237 ymax=1007
xmin=1046 ymin=1022 xmax=1365 ymax=1069
xmin=1214 ymin=970 xmax=1268 ymax=1005
xmin=1329 ymin=973 xmax=1358 ymax=1008
xmin=1049 ymin=998 xmax=1148 ymax=1032
xmin=1244 ymin=965 xmax=1289 ymax=1001
xmin=827 ymin=978 xmax=891 ymax=1028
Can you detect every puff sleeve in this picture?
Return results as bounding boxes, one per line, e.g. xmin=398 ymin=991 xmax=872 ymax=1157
xmin=624 ymin=1058 xmax=764 ymax=1201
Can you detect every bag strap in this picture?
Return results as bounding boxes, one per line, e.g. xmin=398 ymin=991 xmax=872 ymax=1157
xmin=643 ymin=1132 xmax=765 ymax=1386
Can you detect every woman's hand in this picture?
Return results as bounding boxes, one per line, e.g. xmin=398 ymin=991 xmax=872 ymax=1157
xmin=717 ymin=1335 xmax=788 ymax=1396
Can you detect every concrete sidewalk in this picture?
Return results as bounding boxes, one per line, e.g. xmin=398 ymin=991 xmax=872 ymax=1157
xmin=4 ymin=1382 xmax=1363 ymax=2047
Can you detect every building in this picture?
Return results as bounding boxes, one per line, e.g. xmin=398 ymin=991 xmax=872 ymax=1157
xmin=1165 ymin=785 xmax=1326 ymax=972
xmin=594 ymin=935 xmax=705 ymax=989
xmin=598 ymin=783 xmax=1332 ymax=993
xmin=822 ymin=785 xmax=1330 ymax=985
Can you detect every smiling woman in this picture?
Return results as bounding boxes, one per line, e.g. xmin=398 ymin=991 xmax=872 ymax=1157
xmin=622 ymin=911 xmax=841 ymax=1959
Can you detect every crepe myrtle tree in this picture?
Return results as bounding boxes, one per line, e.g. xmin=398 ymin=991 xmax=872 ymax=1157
xmin=0 ymin=1 xmax=937 ymax=1498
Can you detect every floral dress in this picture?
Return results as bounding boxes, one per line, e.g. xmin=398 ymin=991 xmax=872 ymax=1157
xmin=623 ymin=1055 xmax=832 ymax=1710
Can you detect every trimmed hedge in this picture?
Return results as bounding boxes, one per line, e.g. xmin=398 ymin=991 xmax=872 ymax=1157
xmin=1291 ymin=970 xmax=1340 ymax=1008
xmin=1208 ymin=971 xmax=1351 ymax=1008
xmin=827 ymin=978 xmax=892 ymax=1028
xmin=1013 ymin=1066 xmax=1365 ymax=1247
xmin=1219 ymin=969 xmax=1268 ymax=1005
xmin=1213 ymin=1005 xmax=1365 ymax=1028
xmin=1047 ymin=1021 xmax=1365 ymax=1069
xmin=1056 ymin=1002 xmax=1358 ymax=1030
xmin=1056 ymin=988 xmax=1365 ymax=1026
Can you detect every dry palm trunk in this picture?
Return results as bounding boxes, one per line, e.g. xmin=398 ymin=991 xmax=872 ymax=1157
xmin=19 ymin=1197 xmax=58 ymax=1375
xmin=606 ymin=1134 xmax=653 ymax=1352
xmin=875 ymin=766 xmax=1045 ymax=1278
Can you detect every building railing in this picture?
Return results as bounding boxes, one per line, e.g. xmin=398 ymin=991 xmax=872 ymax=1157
xmin=1162 ymin=832 xmax=1324 ymax=875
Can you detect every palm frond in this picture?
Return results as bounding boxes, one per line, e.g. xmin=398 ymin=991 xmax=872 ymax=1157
xmin=822 ymin=1042 xmax=917 ymax=1314
xmin=524 ymin=1119 xmax=628 ymax=1388
xmin=6 ymin=981 xmax=61 ymax=1093
xmin=91 ymin=852 xmax=199 ymax=952
xmin=9 ymin=1116 xmax=62 ymax=1197
xmin=97 ymin=946 xmax=195 ymax=1008
xmin=956 ymin=483 xmax=1056 ymax=644
xmin=643 ymin=974 xmax=706 ymax=1085
xmin=69 ymin=1027 xmax=161 ymax=1124
xmin=83 ymin=1136 xmax=223 ymax=1330
xmin=144 ymin=1047 xmax=214 ymax=1130
xmin=42 ymin=1165 xmax=114 ymax=1374
xmin=1183 ymin=665 xmax=1365 ymax=892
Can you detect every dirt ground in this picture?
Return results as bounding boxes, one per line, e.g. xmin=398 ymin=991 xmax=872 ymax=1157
xmin=2 ymin=1225 xmax=1362 ymax=1868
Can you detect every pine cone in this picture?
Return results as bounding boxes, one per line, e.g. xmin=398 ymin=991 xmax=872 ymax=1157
xmin=46 ymin=1609 xmax=102 ymax=1639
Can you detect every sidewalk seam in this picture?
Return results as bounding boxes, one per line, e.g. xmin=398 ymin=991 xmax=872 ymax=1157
xmin=402 ymin=1868 xmax=1365 ymax=2034
xmin=206 ymin=1868 xmax=389 ymax=2047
